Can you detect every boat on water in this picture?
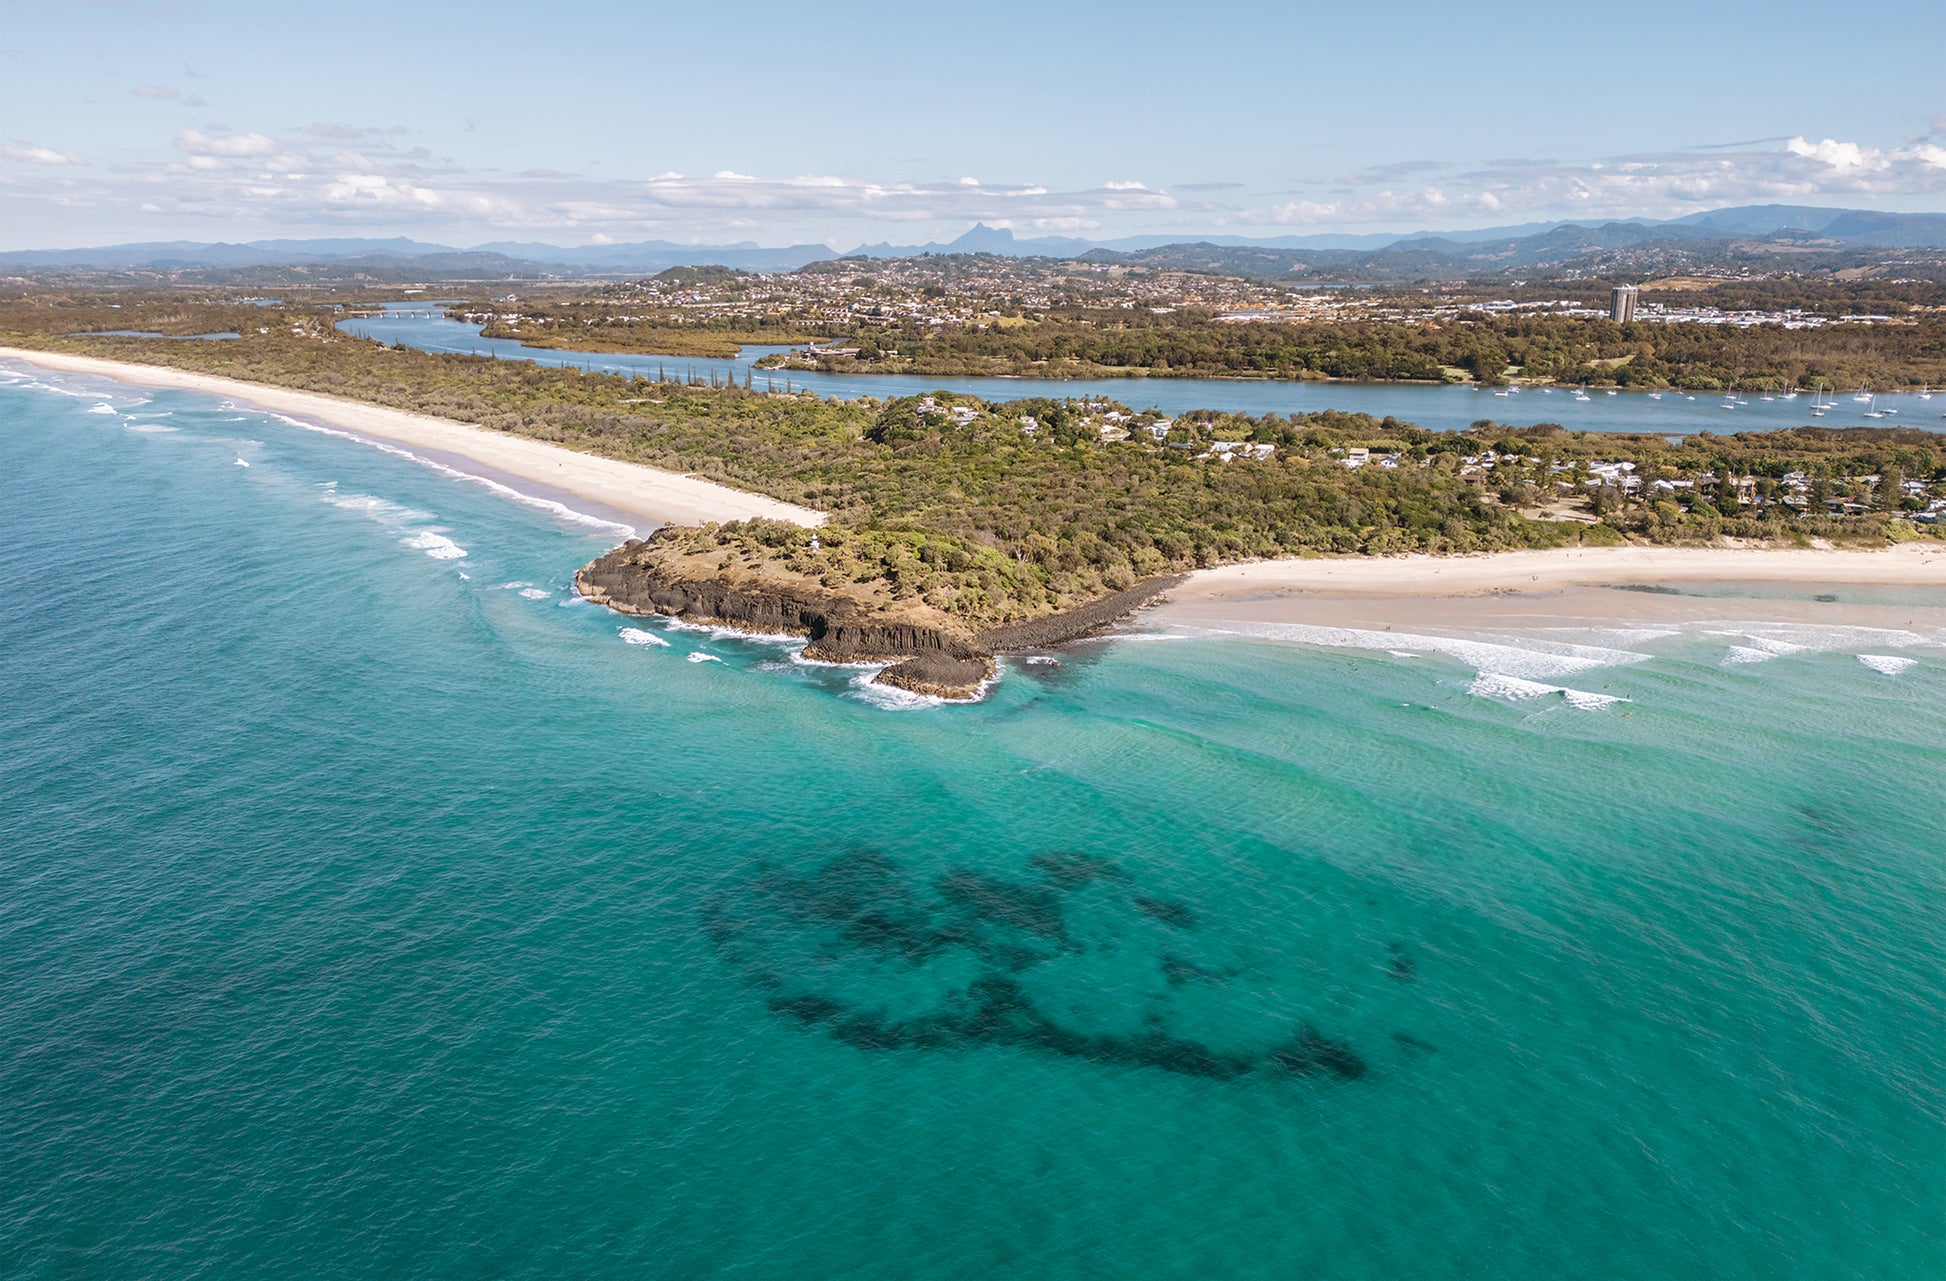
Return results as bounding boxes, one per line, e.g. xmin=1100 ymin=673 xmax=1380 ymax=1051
xmin=1648 ymin=392 xmax=1663 ymax=400
xmin=1864 ymin=395 xmax=1887 ymax=420
xmin=1921 ymin=384 xmax=1933 ymax=401
xmin=1853 ymin=386 xmax=1874 ymax=403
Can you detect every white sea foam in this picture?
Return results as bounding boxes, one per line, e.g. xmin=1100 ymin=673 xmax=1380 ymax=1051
xmin=399 ymin=530 xmax=468 ymax=560
xmin=846 ymin=670 xmax=946 ymax=710
xmin=556 ymin=596 xmax=589 ymax=608
xmin=321 ymin=483 xmax=470 ymax=562
xmin=1858 ymin=654 xmax=1916 ymax=675
xmin=1704 ymin=630 xmax=1811 ymax=656
xmin=619 ymin=627 xmax=670 ymax=647
xmin=784 ymin=642 xmax=875 ymax=671
xmin=234 ymin=458 xmax=249 ymax=467
xmin=87 ymin=403 xmax=117 ymax=415
xmin=1469 ymin=671 xmax=1628 ymax=709
xmin=686 ymin=651 xmax=723 ymax=663
xmin=1186 ymin=620 xmax=1648 ymax=680
xmin=517 ymin=588 xmax=550 ymax=600
xmin=662 ymin=615 xmax=808 ymax=647
xmin=1720 ymin=622 xmax=1937 ymax=652
xmin=319 ymin=487 xmax=432 ymax=523
xmin=125 ymin=423 xmax=179 ymax=434
xmin=1722 ymin=645 xmax=1776 ymax=665
xmin=255 ymin=411 xmax=637 ymax=537
xmin=1533 ymin=625 xmax=1684 ymax=647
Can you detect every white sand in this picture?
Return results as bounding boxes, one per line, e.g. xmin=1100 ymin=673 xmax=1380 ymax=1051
xmin=1175 ymin=544 xmax=1945 ymax=599
xmin=1155 ymin=544 xmax=1946 ymax=635
xmin=0 ymin=347 xmax=825 ymax=531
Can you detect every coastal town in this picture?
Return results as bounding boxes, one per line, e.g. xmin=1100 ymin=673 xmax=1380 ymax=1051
xmin=425 ymin=246 xmax=1946 ymax=394
xmin=454 ymin=254 xmax=1914 ymax=344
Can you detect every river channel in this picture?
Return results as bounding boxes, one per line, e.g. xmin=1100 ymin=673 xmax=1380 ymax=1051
xmin=339 ymin=303 xmax=1946 ymax=436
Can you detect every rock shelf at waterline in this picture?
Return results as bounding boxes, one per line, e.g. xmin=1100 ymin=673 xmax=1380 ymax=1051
xmin=575 ymin=534 xmax=1183 ymax=700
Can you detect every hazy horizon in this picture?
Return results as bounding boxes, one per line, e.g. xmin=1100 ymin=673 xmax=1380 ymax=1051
xmin=2 ymin=0 xmax=1943 ymax=249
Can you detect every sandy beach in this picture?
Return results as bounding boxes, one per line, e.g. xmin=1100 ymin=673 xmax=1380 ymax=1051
xmin=1154 ymin=544 xmax=1946 ymax=639
xmin=0 ymin=347 xmax=825 ymax=532
xmin=1175 ymin=545 xmax=1946 ymax=598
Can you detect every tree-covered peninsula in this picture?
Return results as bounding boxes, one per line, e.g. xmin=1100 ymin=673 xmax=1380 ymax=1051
xmin=4 ymin=291 xmax=1942 ymax=691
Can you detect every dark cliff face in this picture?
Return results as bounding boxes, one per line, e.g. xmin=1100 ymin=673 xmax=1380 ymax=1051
xmin=577 ymin=537 xmax=1177 ymax=701
xmin=576 ymin=539 xmax=993 ymax=695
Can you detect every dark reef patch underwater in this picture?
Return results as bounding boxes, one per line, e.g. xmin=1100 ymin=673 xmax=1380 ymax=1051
xmin=703 ymin=850 xmax=1394 ymax=1082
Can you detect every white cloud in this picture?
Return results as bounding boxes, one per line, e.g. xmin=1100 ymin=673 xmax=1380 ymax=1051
xmin=1253 ymin=135 xmax=1946 ymax=228
xmin=11 ymin=117 xmax=1939 ymax=246
xmin=2 ymin=143 xmax=84 ymax=166
xmin=131 ymin=83 xmax=180 ymax=100
xmin=174 ymin=129 xmax=277 ymax=158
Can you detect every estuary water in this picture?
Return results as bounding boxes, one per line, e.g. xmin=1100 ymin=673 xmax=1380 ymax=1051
xmin=339 ymin=302 xmax=1946 ymax=434
xmin=2 ymin=360 xmax=1943 ymax=1280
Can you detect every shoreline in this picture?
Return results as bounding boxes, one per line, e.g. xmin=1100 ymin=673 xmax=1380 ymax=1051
xmin=10 ymin=344 xmax=1941 ymax=674
xmin=1159 ymin=537 xmax=1938 ymax=599
xmin=1167 ymin=544 xmax=1946 ymax=601
xmin=1149 ymin=545 xmax=1946 ymax=645
xmin=0 ymin=346 xmax=825 ymax=533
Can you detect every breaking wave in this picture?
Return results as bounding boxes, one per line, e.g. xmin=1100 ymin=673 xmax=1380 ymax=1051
xmin=399 ymin=530 xmax=468 ymax=561
xmin=1468 ymin=672 xmax=1628 ymax=710
xmin=619 ymin=627 xmax=671 ymax=647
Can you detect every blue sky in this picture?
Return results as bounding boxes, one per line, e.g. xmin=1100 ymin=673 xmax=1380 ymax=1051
xmin=3 ymin=0 xmax=1944 ymax=248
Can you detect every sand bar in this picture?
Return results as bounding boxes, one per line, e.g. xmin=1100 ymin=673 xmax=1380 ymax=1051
xmin=0 ymin=347 xmax=825 ymax=531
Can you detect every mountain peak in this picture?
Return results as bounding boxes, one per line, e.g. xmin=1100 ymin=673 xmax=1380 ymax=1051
xmin=947 ymin=223 xmax=1017 ymax=251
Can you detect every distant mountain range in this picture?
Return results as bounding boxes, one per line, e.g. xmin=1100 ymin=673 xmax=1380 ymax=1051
xmin=4 ymin=205 xmax=1945 ymax=278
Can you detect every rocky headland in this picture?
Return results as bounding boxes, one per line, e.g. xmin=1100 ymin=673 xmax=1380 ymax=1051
xmin=576 ymin=533 xmax=1181 ymax=699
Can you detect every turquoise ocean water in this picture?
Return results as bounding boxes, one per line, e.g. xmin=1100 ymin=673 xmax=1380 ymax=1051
xmin=2 ymin=363 xmax=1941 ymax=1279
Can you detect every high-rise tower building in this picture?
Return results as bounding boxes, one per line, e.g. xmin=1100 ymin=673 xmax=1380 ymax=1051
xmin=1611 ymin=285 xmax=1639 ymax=324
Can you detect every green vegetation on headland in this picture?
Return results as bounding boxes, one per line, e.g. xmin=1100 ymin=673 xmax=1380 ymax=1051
xmin=4 ymin=292 xmax=1943 ymax=637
